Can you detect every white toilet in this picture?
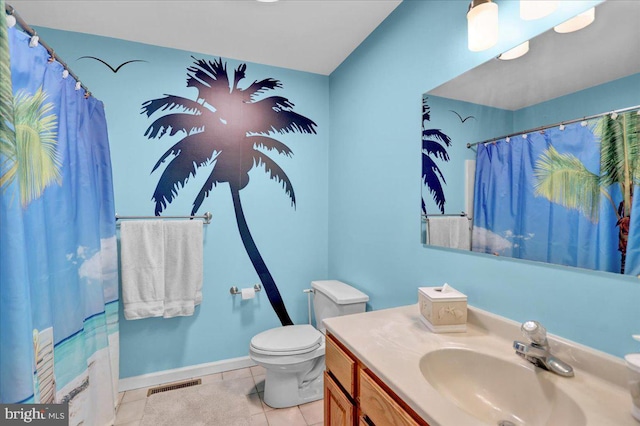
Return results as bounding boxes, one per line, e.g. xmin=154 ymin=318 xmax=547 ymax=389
xmin=249 ymin=280 xmax=369 ymax=408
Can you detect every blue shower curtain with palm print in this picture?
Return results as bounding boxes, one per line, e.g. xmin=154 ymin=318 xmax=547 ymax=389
xmin=473 ymin=116 xmax=639 ymax=276
xmin=0 ymin=13 xmax=119 ymax=426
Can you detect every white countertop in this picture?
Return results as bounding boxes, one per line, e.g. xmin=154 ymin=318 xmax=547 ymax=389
xmin=323 ymin=304 xmax=637 ymax=426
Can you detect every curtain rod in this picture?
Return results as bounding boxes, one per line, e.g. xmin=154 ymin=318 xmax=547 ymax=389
xmin=5 ymin=3 xmax=91 ymax=97
xmin=115 ymin=212 xmax=213 ymax=225
xmin=466 ymin=104 xmax=640 ymax=149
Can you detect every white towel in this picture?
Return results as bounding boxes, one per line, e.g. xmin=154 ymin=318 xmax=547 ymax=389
xmin=427 ymin=216 xmax=471 ymax=250
xmin=120 ymin=220 xmax=165 ymax=320
xmin=162 ymin=221 xmax=203 ymax=318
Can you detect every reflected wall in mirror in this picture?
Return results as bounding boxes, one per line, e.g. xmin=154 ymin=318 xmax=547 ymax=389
xmin=421 ymin=0 xmax=640 ymax=277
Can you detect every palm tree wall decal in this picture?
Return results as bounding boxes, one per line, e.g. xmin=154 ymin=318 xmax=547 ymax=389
xmin=421 ymin=96 xmax=452 ymax=215
xmin=141 ymin=57 xmax=317 ymax=326
xmin=534 ymin=111 xmax=639 ymax=274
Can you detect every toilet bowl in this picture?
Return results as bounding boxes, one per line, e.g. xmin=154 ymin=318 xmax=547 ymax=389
xmin=249 ymin=280 xmax=368 ymax=408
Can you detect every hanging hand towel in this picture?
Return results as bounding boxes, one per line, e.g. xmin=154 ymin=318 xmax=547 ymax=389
xmin=162 ymin=220 xmax=203 ymax=318
xmin=120 ymin=220 xmax=165 ymax=319
xmin=427 ymin=216 xmax=471 ymax=250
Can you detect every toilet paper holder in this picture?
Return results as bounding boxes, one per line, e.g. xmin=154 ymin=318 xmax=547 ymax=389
xmin=230 ymin=284 xmax=262 ymax=295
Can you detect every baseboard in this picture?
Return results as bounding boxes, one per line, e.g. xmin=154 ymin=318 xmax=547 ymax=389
xmin=118 ymin=356 xmax=257 ymax=392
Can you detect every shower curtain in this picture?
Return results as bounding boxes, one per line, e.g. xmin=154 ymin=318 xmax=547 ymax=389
xmin=0 ymin=6 xmax=119 ymax=426
xmin=473 ymin=115 xmax=639 ymax=276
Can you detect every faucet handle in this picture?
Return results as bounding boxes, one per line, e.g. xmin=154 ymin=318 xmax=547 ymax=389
xmin=521 ymin=320 xmax=547 ymax=345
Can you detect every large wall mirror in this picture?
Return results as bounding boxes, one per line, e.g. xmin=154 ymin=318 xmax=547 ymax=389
xmin=421 ymin=0 xmax=640 ymax=277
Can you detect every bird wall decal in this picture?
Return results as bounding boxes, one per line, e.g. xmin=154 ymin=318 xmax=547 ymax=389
xmin=449 ymin=110 xmax=476 ymax=123
xmin=77 ymin=56 xmax=147 ymax=73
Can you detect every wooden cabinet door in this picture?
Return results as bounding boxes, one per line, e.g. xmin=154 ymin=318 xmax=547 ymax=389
xmin=324 ymin=371 xmax=355 ymax=426
xmin=326 ymin=334 xmax=356 ymax=397
xmin=359 ymin=370 xmax=421 ymax=426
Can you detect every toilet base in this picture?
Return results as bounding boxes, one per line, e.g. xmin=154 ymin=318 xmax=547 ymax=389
xmin=262 ymin=367 xmax=324 ymax=408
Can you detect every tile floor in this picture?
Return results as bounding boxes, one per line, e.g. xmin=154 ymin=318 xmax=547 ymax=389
xmin=114 ymin=366 xmax=324 ymax=426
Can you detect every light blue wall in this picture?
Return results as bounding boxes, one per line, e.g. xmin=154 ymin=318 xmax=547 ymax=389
xmin=35 ymin=28 xmax=330 ymax=378
xmin=514 ymin=72 xmax=640 ymax=130
xmin=329 ymin=0 xmax=639 ymax=359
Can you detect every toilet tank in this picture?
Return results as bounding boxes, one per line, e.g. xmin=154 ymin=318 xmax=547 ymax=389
xmin=311 ymin=280 xmax=369 ymax=333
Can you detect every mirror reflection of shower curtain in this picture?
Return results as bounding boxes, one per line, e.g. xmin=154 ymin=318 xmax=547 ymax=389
xmin=0 ymin=14 xmax=119 ymax=426
xmin=472 ymin=119 xmax=639 ymax=276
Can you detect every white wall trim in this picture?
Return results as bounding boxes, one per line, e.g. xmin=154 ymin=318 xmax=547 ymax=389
xmin=118 ymin=356 xmax=257 ymax=392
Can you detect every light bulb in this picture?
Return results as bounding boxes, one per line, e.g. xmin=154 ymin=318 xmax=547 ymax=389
xmin=467 ymin=0 xmax=499 ymax=52
xmin=520 ymin=0 xmax=558 ymax=21
xmin=554 ymin=8 xmax=595 ymax=33
xmin=498 ymin=41 xmax=529 ymax=60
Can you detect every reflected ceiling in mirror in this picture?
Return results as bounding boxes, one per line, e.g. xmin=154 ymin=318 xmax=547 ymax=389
xmin=429 ymin=1 xmax=640 ymax=112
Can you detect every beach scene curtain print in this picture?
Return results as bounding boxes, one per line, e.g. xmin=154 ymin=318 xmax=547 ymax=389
xmin=473 ymin=112 xmax=639 ymax=276
xmin=0 ymin=13 xmax=119 ymax=426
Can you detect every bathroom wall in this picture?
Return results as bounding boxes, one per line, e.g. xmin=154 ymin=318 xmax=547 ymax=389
xmin=513 ymin=72 xmax=640 ymax=130
xmin=328 ymin=0 xmax=640 ymax=359
xmin=34 ymin=28 xmax=330 ymax=378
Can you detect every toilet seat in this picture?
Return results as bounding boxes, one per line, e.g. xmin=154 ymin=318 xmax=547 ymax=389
xmin=250 ymin=324 xmax=323 ymax=356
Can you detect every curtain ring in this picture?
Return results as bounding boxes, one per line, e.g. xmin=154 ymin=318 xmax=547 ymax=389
xmin=6 ymin=6 xmax=17 ymax=28
xmin=29 ymin=34 xmax=39 ymax=48
xmin=48 ymin=51 xmax=56 ymax=63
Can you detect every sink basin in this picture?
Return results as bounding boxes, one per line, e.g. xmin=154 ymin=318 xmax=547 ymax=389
xmin=419 ymin=348 xmax=586 ymax=426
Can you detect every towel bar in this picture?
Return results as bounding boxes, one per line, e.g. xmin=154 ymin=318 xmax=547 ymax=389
xmin=229 ymin=284 xmax=262 ymax=295
xmin=115 ymin=212 xmax=212 ymax=224
xmin=422 ymin=211 xmax=470 ymax=221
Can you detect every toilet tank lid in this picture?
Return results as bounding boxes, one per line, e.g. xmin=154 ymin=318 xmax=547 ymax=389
xmin=311 ymin=280 xmax=369 ymax=304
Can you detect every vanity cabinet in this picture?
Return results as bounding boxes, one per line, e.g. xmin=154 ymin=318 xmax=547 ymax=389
xmin=325 ymin=333 xmax=428 ymax=426
xmin=324 ymin=371 xmax=355 ymax=426
xmin=324 ymin=333 xmax=357 ymax=426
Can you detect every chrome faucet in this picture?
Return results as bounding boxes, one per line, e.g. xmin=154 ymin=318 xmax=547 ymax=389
xmin=513 ymin=320 xmax=574 ymax=377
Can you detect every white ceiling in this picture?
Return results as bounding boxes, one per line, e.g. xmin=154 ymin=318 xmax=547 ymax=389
xmin=6 ymin=0 xmax=402 ymax=76
xmin=428 ymin=0 xmax=640 ymax=110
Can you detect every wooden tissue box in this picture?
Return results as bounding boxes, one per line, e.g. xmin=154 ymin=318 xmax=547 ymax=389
xmin=418 ymin=285 xmax=467 ymax=333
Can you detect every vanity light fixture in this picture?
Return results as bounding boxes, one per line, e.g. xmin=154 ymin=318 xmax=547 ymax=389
xmin=554 ymin=8 xmax=595 ymax=34
xmin=498 ymin=41 xmax=529 ymax=60
xmin=520 ymin=0 xmax=558 ymax=21
xmin=467 ymin=0 xmax=499 ymax=52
